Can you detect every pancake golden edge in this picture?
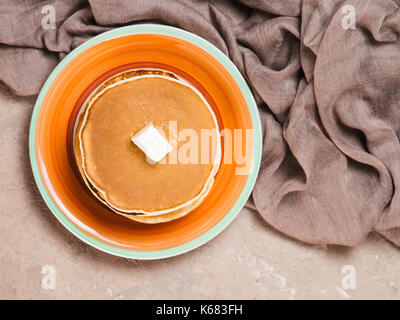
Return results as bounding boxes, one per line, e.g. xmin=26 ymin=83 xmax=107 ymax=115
xmin=73 ymin=70 xmax=221 ymax=223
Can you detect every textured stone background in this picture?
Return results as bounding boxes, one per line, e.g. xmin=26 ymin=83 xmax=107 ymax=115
xmin=1 ymin=85 xmax=399 ymax=300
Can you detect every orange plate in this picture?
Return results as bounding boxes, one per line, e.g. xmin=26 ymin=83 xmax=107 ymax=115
xmin=31 ymin=25 xmax=258 ymax=256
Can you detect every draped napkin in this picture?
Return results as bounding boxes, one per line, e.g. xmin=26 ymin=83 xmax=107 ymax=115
xmin=2 ymin=0 xmax=400 ymax=247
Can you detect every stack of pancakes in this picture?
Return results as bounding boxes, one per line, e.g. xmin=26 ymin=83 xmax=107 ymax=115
xmin=73 ymin=69 xmax=221 ymax=223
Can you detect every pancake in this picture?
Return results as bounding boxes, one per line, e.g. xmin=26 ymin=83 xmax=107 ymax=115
xmin=74 ymin=128 xmax=213 ymax=223
xmin=74 ymin=69 xmax=221 ymax=222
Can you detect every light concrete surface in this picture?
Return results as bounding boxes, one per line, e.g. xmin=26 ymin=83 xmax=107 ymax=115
xmin=0 ymin=85 xmax=400 ymax=300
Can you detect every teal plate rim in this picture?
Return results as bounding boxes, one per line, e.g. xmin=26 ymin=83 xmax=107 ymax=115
xmin=29 ymin=24 xmax=262 ymax=260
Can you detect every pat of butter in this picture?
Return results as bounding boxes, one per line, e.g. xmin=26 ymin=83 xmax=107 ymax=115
xmin=131 ymin=123 xmax=172 ymax=165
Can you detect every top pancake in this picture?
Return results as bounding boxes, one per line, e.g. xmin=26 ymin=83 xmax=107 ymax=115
xmin=79 ymin=76 xmax=219 ymax=213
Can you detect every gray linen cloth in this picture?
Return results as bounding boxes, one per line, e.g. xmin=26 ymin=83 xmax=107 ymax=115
xmin=2 ymin=0 xmax=400 ymax=246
